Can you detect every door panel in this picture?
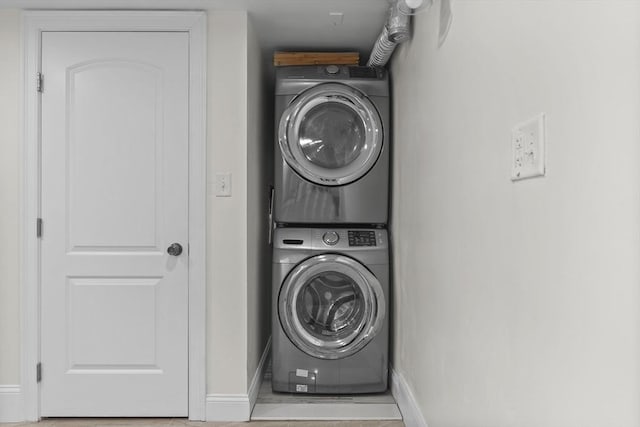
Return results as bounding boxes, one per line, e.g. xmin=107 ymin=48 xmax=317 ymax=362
xmin=41 ymin=31 xmax=189 ymax=417
xmin=67 ymin=277 xmax=160 ymax=370
xmin=68 ymin=61 xmax=162 ymax=250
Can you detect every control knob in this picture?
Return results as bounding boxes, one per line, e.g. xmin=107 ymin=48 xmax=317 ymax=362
xmin=325 ymin=65 xmax=340 ymax=74
xmin=322 ymin=231 xmax=339 ymax=246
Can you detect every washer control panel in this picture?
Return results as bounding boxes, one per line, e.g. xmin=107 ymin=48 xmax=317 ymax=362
xmin=348 ymin=230 xmax=377 ymax=247
xmin=309 ymin=229 xmax=387 ymax=249
xmin=275 ymin=228 xmax=388 ymax=251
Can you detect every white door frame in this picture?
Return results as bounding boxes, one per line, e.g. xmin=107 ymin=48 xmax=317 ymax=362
xmin=22 ymin=11 xmax=207 ymax=421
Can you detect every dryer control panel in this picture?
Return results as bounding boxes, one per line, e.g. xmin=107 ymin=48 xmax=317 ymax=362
xmin=314 ymin=228 xmax=386 ymax=250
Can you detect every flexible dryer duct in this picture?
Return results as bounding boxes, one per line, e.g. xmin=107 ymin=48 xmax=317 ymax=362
xmin=367 ymin=0 xmax=412 ymax=67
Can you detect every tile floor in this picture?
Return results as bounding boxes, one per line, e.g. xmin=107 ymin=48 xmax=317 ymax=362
xmin=0 ymin=420 xmax=404 ymax=427
xmin=251 ymin=369 xmax=401 ymax=421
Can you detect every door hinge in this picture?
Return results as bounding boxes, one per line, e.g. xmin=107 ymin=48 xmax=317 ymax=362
xmin=36 ymin=363 xmax=42 ymax=383
xmin=36 ymin=218 xmax=43 ymax=238
xmin=36 ymin=72 xmax=43 ymax=93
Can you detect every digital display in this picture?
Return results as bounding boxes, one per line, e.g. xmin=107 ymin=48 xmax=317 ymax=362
xmin=348 ymin=230 xmax=377 ymax=247
xmin=348 ymin=67 xmax=378 ymax=79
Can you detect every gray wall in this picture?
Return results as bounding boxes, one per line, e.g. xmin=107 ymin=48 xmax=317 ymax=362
xmin=390 ymin=1 xmax=640 ymax=426
xmin=0 ymin=8 xmax=21 ymax=386
xmin=246 ymin=14 xmax=272 ymax=390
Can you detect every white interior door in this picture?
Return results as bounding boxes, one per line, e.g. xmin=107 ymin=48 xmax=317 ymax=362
xmin=40 ymin=31 xmax=189 ymax=417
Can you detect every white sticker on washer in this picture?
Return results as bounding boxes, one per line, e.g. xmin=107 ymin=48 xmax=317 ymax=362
xmin=296 ymin=369 xmax=308 ymax=378
xmin=296 ymin=384 xmax=308 ymax=392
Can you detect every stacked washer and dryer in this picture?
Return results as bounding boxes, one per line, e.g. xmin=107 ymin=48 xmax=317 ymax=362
xmin=271 ymin=65 xmax=391 ymax=394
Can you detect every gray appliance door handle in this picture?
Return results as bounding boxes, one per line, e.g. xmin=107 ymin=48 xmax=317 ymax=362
xmin=268 ymin=186 xmax=275 ymax=246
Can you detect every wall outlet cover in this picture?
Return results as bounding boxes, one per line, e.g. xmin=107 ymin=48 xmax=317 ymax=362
xmin=511 ymin=113 xmax=546 ymax=181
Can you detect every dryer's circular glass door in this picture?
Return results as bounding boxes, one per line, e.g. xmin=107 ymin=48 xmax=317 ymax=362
xmin=278 ymin=254 xmax=386 ymax=359
xmin=279 ymin=83 xmax=383 ymax=186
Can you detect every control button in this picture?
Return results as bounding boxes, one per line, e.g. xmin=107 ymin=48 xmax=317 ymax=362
xmin=326 ymin=65 xmax=340 ymax=74
xmin=322 ymin=231 xmax=340 ymax=246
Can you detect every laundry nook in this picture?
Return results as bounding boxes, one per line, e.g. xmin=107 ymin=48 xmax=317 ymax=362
xmin=0 ymin=1 xmax=639 ymax=427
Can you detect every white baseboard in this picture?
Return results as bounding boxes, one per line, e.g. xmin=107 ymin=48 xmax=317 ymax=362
xmin=0 ymin=385 xmax=23 ymax=422
xmin=391 ymin=368 xmax=428 ymax=427
xmin=205 ymin=394 xmax=250 ymax=421
xmin=206 ymin=337 xmax=271 ymax=422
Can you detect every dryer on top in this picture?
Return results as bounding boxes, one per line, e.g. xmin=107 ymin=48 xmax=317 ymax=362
xmin=274 ymin=65 xmax=389 ymax=226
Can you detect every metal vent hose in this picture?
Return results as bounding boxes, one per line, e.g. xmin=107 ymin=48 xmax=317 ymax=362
xmin=367 ymin=0 xmax=411 ymax=67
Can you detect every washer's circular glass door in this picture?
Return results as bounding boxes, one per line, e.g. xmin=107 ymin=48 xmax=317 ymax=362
xmin=278 ymin=83 xmax=383 ymax=186
xmin=278 ymin=254 xmax=385 ymax=359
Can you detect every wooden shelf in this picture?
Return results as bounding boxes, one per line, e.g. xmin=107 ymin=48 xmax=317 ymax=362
xmin=273 ymin=51 xmax=359 ymax=66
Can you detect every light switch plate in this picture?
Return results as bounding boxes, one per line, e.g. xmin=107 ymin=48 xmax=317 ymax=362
xmin=329 ymin=12 xmax=344 ymax=25
xmin=511 ymin=113 xmax=546 ymax=181
xmin=215 ymin=173 xmax=232 ymax=197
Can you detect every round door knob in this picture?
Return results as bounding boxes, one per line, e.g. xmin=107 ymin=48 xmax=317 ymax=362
xmin=167 ymin=243 xmax=183 ymax=256
xmin=322 ymin=231 xmax=339 ymax=246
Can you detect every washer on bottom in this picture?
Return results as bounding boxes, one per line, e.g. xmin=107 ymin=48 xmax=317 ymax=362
xmin=272 ymin=227 xmax=389 ymax=394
